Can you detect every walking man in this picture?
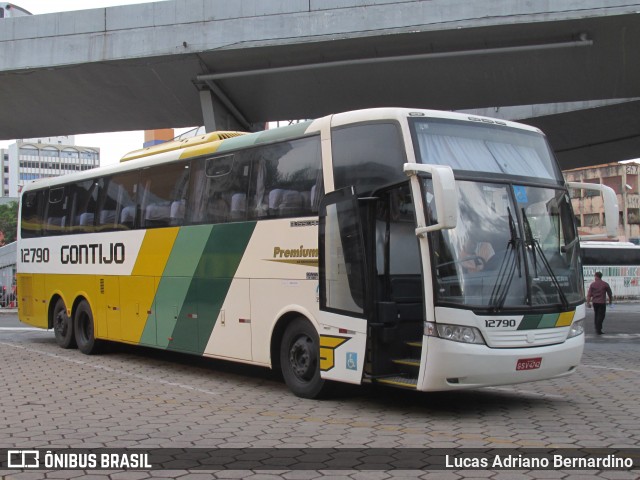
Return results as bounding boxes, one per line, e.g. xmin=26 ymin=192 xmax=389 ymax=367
xmin=586 ymin=271 xmax=613 ymax=335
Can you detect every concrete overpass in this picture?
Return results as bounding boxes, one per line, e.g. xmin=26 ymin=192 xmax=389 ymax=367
xmin=1 ymin=0 xmax=639 ymax=169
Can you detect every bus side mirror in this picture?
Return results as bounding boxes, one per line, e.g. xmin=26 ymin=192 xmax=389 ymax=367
xmin=566 ymin=181 xmax=618 ymax=239
xmin=403 ymin=163 xmax=457 ymax=236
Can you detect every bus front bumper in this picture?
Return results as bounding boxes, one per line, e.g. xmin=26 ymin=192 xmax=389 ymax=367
xmin=419 ymin=334 xmax=584 ymax=391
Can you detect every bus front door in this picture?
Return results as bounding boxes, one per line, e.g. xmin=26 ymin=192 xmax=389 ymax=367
xmin=318 ymin=187 xmax=369 ymax=385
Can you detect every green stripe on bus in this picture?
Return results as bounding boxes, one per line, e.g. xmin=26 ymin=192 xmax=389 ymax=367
xmin=140 ymin=225 xmax=213 ymax=347
xmin=538 ymin=313 xmax=560 ymax=329
xmin=215 ymin=121 xmax=314 ymax=153
xmin=518 ymin=314 xmax=542 ymax=330
xmin=170 ymin=221 xmax=257 ymax=355
xmin=517 ymin=313 xmax=561 ymax=330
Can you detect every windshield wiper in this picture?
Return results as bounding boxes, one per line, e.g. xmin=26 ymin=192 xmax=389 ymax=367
xmin=521 ymin=208 xmax=570 ymax=310
xmin=488 ymin=207 xmax=522 ymax=311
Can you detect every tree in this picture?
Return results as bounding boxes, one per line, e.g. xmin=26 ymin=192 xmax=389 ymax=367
xmin=0 ymin=201 xmax=18 ymax=245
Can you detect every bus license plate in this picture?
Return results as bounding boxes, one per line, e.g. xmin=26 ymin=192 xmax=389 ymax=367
xmin=516 ymin=357 xmax=542 ymax=371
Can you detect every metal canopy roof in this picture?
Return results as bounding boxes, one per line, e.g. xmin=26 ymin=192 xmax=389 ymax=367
xmin=1 ymin=2 xmax=639 ymax=169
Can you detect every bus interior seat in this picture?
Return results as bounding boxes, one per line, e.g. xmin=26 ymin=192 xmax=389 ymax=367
xmin=278 ymin=190 xmax=303 ymax=216
xmin=268 ymin=189 xmax=304 ymax=217
xmin=230 ymin=193 xmax=246 ymax=221
xmin=120 ymin=205 xmax=136 ymax=228
xmin=145 ymin=203 xmax=171 ymax=227
xmin=99 ymin=210 xmax=117 ymax=225
xmin=207 ymin=195 xmax=229 ymax=223
xmin=300 ymin=191 xmax=311 ymax=213
xmin=79 ymin=213 xmax=94 ymax=226
xmin=268 ymin=189 xmax=284 ymax=216
xmin=170 ymin=200 xmax=185 ymax=225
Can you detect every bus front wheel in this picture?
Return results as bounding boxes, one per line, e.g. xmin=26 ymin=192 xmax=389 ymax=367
xmin=280 ymin=318 xmax=325 ymax=399
xmin=74 ymin=300 xmax=101 ymax=355
xmin=53 ymin=298 xmax=75 ymax=349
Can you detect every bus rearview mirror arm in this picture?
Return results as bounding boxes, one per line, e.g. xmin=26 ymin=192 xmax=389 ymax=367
xmin=566 ymin=182 xmax=619 ymax=239
xmin=404 ymin=163 xmax=457 ymax=236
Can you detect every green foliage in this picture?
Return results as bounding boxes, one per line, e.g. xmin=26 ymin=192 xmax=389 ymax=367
xmin=0 ymin=201 xmax=18 ymax=245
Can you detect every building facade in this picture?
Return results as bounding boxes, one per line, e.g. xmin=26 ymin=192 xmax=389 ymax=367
xmin=5 ymin=136 xmax=99 ymax=197
xmin=1 ymin=148 xmax=8 ymax=197
xmin=564 ymin=162 xmax=640 ymax=242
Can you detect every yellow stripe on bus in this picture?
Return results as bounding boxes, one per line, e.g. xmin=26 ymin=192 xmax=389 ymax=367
xmin=121 ymin=228 xmax=180 ymax=343
xmin=132 ymin=228 xmax=180 ymax=277
xmin=555 ymin=311 xmax=575 ymax=327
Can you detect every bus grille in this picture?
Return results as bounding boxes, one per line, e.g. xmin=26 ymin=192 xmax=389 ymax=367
xmin=484 ymin=329 xmax=569 ymax=348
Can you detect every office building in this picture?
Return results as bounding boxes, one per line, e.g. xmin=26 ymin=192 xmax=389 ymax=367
xmin=564 ymin=162 xmax=640 ymax=242
xmin=5 ymin=136 xmax=99 ymax=196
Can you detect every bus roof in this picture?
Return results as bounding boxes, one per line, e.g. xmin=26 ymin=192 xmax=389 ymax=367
xmin=18 ymin=107 xmax=544 ymax=195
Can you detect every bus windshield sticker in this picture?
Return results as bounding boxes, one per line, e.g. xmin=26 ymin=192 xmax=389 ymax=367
xmin=513 ymin=185 xmax=528 ymax=204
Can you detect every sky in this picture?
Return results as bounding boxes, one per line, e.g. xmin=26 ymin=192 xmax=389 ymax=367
xmin=0 ymin=0 xmax=186 ymax=167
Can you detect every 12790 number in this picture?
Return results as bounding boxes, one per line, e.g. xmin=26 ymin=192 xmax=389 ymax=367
xmin=21 ymin=247 xmax=50 ymax=263
xmin=485 ymin=319 xmax=517 ymax=328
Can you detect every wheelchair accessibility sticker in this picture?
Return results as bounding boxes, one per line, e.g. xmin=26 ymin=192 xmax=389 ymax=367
xmin=346 ymin=352 xmax=358 ymax=371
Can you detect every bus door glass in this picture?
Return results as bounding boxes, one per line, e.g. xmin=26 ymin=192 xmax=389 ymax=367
xmin=318 ymin=187 xmax=368 ymax=384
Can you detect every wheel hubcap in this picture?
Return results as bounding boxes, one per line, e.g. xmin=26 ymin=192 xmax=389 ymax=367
xmin=54 ymin=311 xmax=67 ymax=336
xmin=289 ymin=336 xmax=315 ymax=381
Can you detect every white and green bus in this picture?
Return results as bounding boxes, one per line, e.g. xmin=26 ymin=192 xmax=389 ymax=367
xmin=17 ymin=108 xmax=614 ymax=398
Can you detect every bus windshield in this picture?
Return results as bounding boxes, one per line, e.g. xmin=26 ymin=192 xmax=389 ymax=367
xmin=424 ymin=179 xmax=583 ymax=310
xmin=411 ymin=118 xmax=561 ymax=181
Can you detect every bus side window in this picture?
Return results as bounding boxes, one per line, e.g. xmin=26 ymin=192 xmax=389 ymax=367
xmin=21 ymin=190 xmax=45 ymax=239
xmin=70 ymin=179 xmax=98 ymax=234
xmin=248 ymin=135 xmax=322 ymax=220
xmin=140 ymin=162 xmax=190 ymax=228
xmin=44 ymin=186 xmax=69 ymax=236
xmin=187 ymin=154 xmax=237 ymax=225
xmin=97 ymin=171 xmax=140 ymax=231
xmin=332 ymin=123 xmax=406 ymax=195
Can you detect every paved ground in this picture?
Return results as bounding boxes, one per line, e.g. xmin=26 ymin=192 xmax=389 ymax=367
xmin=0 ymin=305 xmax=638 ymax=479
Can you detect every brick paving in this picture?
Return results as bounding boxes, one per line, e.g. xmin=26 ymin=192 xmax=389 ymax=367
xmin=0 ymin=312 xmax=638 ymax=479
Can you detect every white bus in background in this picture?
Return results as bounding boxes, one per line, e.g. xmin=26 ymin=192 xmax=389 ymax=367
xmin=580 ymin=241 xmax=640 ymax=299
xmin=0 ymin=3 xmax=31 ymax=18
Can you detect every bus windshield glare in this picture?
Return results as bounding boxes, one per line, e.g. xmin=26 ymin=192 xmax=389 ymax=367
xmin=411 ymin=118 xmax=560 ymax=180
xmin=413 ymin=119 xmax=583 ymax=310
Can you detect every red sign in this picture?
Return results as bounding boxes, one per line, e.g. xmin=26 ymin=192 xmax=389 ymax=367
xmin=516 ymin=357 xmax=542 ymax=371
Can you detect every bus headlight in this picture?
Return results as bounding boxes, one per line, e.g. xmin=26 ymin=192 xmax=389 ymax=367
xmin=567 ymin=319 xmax=584 ymax=339
xmin=425 ymin=322 xmax=486 ymax=345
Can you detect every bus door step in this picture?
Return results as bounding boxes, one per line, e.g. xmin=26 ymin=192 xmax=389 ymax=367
xmin=392 ymin=358 xmax=420 ymax=367
xmin=375 ymin=376 xmax=418 ymax=389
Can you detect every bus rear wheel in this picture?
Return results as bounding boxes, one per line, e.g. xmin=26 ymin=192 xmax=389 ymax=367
xmin=53 ymin=298 xmax=75 ymax=349
xmin=74 ymin=300 xmax=101 ymax=355
xmin=280 ymin=318 xmax=326 ymax=399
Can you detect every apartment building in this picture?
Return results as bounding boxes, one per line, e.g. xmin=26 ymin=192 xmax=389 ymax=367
xmin=564 ymin=162 xmax=640 ymax=242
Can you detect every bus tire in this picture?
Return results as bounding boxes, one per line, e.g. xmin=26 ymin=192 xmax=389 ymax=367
xmin=74 ymin=300 xmax=101 ymax=355
xmin=53 ymin=298 xmax=75 ymax=349
xmin=280 ymin=318 xmax=325 ymax=399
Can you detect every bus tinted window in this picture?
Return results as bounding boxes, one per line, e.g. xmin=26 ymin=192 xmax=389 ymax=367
xmin=20 ymin=189 xmax=45 ymax=238
xmin=249 ymin=136 xmax=322 ymax=219
xmin=332 ymin=123 xmax=406 ymax=194
xmin=188 ymin=154 xmax=250 ymax=224
xmin=69 ymin=179 xmax=98 ymax=233
xmin=188 ymin=136 xmax=322 ymax=224
xmin=44 ymin=187 xmax=69 ymax=235
xmin=141 ymin=162 xmax=190 ymax=228
xmin=98 ymin=171 xmax=140 ymax=230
